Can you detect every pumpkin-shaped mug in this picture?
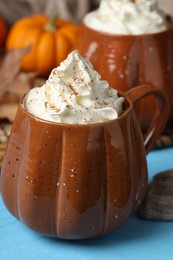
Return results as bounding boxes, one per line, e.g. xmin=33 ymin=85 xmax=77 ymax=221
xmin=0 ymin=85 xmax=168 ymax=239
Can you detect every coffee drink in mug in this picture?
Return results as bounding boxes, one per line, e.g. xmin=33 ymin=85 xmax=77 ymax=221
xmin=76 ymin=0 xmax=173 ymax=131
xmin=0 ymin=51 xmax=168 ymax=239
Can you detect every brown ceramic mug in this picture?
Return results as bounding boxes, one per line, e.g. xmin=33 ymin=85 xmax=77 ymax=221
xmin=76 ymin=23 xmax=173 ymax=131
xmin=0 ymin=85 xmax=168 ymax=240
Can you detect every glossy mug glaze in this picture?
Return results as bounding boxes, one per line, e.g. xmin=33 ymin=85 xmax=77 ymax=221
xmin=76 ymin=23 xmax=173 ymax=131
xmin=0 ymin=85 xmax=168 ymax=240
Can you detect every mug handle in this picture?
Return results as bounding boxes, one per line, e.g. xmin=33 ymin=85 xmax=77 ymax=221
xmin=125 ymin=84 xmax=169 ymax=154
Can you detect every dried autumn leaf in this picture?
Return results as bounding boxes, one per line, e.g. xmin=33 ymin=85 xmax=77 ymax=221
xmin=0 ymin=47 xmax=38 ymax=122
xmin=0 ymin=103 xmax=18 ymax=122
xmin=12 ymin=72 xmax=38 ymax=99
xmin=0 ymin=71 xmax=38 ymax=121
xmin=0 ymin=46 xmax=31 ymax=92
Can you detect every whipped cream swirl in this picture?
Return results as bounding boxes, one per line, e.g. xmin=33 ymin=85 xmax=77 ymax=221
xmin=84 ymin=0 xmax=169 ymax=35
xmin=23 ymin=50 xmax=124 ymax=124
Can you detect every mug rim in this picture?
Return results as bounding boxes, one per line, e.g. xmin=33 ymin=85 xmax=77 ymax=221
xmin=19 ymin=90 xmax=133 ymax=128
xmin=82 ymin=19 xmax=173 ymax=38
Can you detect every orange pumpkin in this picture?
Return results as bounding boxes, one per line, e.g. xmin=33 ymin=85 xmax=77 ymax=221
xmin=6 ymin=14 xmax=79 ymax=76
xmin=0 ymin=16 xmax=6 ymax=48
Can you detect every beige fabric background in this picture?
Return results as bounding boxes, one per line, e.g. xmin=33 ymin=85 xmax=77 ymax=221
xmin=0 ymin=0 xmax=172 ymax=27
xmin=0 ymin=0 xmax=99 ymax=26
xmin=157 ymin=0 xmax=173 ymax=15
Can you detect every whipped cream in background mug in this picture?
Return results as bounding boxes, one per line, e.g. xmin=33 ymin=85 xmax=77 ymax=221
xmin=23 ymin=50 xmax=124 ymax=124
xmin=84 ymin=0 xmax=169 ymax=35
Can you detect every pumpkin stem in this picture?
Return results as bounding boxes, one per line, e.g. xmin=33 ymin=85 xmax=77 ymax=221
xmin=45 ymin=13 xmax=58 ymax=32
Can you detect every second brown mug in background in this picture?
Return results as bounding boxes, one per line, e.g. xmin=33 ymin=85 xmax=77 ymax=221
xmin=76 ymin=23 xmax=173 ymax=131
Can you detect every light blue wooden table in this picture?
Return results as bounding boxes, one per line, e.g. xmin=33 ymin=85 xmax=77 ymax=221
xmin=1 ymin=147 xmax=173 ymax=260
